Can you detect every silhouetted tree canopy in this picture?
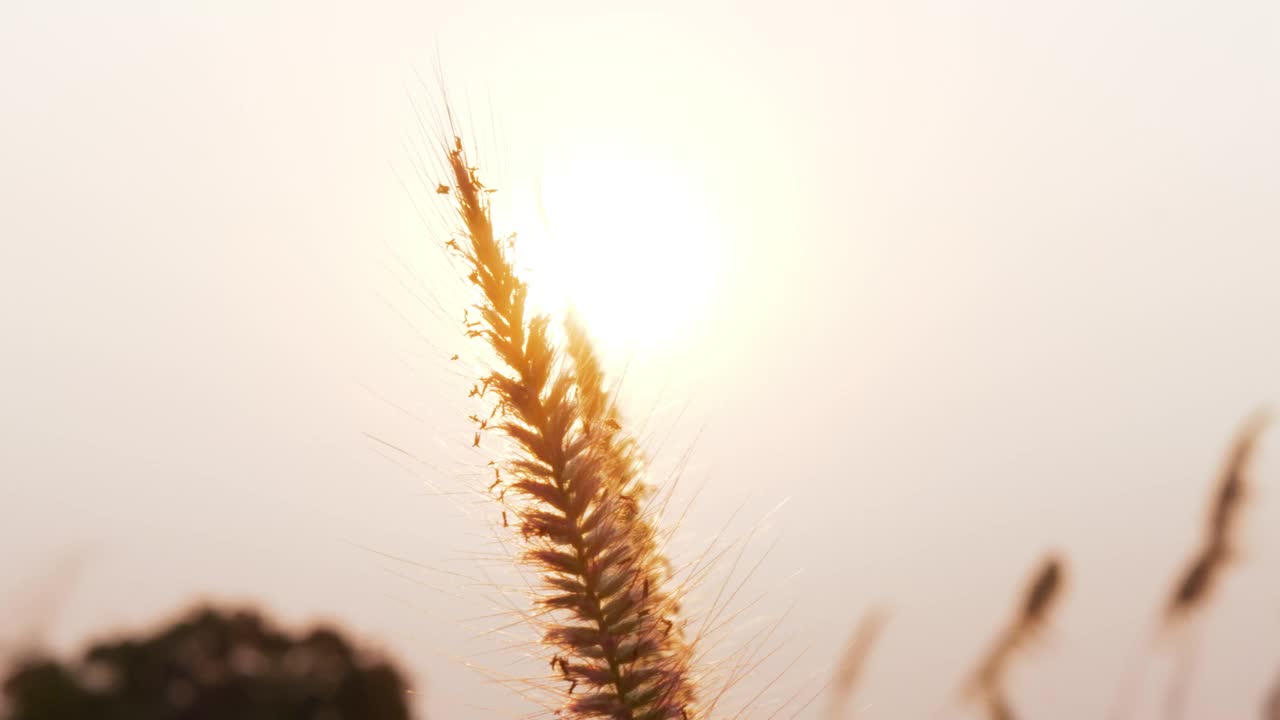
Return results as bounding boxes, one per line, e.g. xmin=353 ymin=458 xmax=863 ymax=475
xmin=2 ymin=605 xmax=413 ymax=720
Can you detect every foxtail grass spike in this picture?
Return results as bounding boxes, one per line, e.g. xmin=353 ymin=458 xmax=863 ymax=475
xmin=442 ymin=134 xmax=698 ymax=720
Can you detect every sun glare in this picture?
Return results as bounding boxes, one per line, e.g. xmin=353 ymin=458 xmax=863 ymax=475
xmin=506 ymin=143 xmax=722 ymax=356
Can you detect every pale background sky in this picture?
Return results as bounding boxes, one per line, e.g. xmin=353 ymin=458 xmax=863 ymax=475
xmin=4 ymin=2 xmax=1280 ymax=719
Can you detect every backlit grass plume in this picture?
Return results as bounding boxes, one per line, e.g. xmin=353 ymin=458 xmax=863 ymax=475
xmin=439 ymin=135 xmax=698 ymax=720
xmin=964 ymin=554 xmax=1065 ymax=720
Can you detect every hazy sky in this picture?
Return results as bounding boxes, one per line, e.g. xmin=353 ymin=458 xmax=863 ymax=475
xmin=4 ymin=2 xmax=1280 ymax=719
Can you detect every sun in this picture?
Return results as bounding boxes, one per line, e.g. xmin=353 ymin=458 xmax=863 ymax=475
xmin=506 ymin=143 xmax=723 ymax=356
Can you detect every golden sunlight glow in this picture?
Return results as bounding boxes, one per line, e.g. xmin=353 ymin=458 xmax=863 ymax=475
xmin=507 ymin=143 xmax=722 ymax=354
